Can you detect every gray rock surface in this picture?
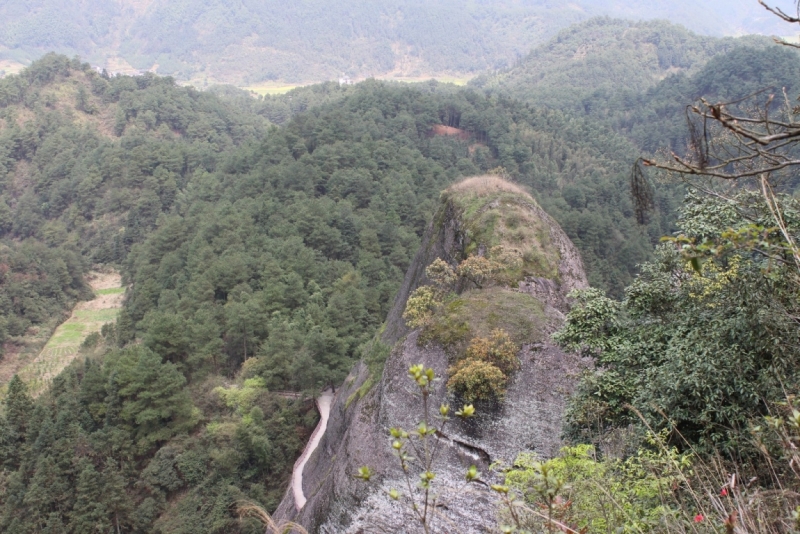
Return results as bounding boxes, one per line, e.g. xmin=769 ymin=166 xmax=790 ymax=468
xmin=274 ymin=180 xmax=589 ymax=533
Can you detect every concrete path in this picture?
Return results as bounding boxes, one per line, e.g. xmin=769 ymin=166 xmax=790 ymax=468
xmin=292 ymin=389 xmax=334 ymax=510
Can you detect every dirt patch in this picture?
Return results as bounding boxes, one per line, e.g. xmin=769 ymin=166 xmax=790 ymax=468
xmin=0 ymin=343 xmax=25 ymax=385
xmin=78 ymin=291 xmax=124 ymax=311
xmin=104 ymin=56 xmax=142 ymax=76
xmin=87 ymin=271 xmax=123 ymax=291
xmin=0 ymin=59 xmax=25 ymax=76
xmin=429 ymin=124 xmax=470 ymax=140
xmin=468 ymin=143 xmax=486 ymax=155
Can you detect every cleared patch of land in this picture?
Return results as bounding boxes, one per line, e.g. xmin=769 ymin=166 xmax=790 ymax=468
xmin=241 ymin=73 xmax=471 ymax=96
xmin=0 ymin=271 xmax=124 ymax=398
xmin=0 ymin=58 xmax=25 ymax=77
xmin=242 ymin=82 xmax=304 ymax=95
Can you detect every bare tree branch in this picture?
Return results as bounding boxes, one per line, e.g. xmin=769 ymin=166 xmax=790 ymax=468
xmin=759 ymin=0 xmax=800 ymax=23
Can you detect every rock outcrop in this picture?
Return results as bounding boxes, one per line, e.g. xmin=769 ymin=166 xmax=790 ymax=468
xmin=274 ymin=176 xmax=589 ymax=532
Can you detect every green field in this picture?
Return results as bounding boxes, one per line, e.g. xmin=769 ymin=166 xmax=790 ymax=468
xmin=376 ymin=74 xmax=473 ymax=86
xmin=6 ymin=282 xmax=124 ymax=398
xmin=242 ymin=74 xmax=472 ymax=96
xmin=96 ymin=287 xmax=125 ymax=295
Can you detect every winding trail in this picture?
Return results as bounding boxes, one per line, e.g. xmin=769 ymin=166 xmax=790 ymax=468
xmin=292 ymin=389 xmax=334 ymax=510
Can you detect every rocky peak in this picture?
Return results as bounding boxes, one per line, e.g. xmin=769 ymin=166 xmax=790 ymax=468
xmin=274 ymin=176 xmax=589 ymax=532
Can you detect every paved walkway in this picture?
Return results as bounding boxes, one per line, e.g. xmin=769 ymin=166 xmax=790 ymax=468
xmin=292 ymin=389 xmax=334 ymax=510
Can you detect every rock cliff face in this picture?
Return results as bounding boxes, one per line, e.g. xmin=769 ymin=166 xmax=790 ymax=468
xmin=274 ymin=176 xmax=589 ymax=532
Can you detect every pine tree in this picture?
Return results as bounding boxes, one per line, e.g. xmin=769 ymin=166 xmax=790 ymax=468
xmin=102 ymin=462 xmax=131 ymax=534
xmin=70 ymin=460 xmax=112 ymax=533
xmin=112 ymin=347 xmax=197 ymax=451
xmin=4 ymin=375 xmax=33 ymax=438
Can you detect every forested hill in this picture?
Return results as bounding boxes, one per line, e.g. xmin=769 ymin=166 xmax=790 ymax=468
xmin=0 ymin=1 xmax=790 ymax=85
xmin=473 ymin=18 xmax=800 ymax=156
xmin=470 ymin=18 xmax=773 ymax=111
xmin=0 ymin=54 xmax=670 ymax=532
xmin=0 ymin=54 xmax=269 ymax=363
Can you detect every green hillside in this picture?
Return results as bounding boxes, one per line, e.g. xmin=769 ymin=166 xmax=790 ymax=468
xmin=0 ymin=54 xmax=269 ymax=364
xmin=0 ymin=54 xmax=669 ymax=532
xmin=0 ymin=1 xmax=793 ymax=85
xmin=471 ymin=18 xmax=773 ymax=110
xmin=474 ymin=18 xmax=800 ymax=160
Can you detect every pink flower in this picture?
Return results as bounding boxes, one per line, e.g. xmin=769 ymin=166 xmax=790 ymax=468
xmin=720 ymin=487 xmax=728 ymax=496
xmin=694 ymin=514 xmax=704 ymax=523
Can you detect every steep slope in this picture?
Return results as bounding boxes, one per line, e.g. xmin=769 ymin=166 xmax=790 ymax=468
xmin=273 ymin=176 xmax=588 ymax=532
xmin=0 ymin=54 xmax=267 ymax=364
xmin=0 ymin=1 xmax=792 ymax=85
xmin=0 ymin=71 xmax=645 ymax=533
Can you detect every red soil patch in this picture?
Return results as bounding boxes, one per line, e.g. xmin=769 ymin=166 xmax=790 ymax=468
xmin=429 ymin=124 xmax=471 ymax=140
xmin=0 ymin=342 xmax=25 ymax=385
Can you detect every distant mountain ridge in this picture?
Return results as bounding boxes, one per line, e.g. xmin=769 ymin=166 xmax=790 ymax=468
xmin=471 ymin=18 xmax=775 ymax=110
xmin=0 ymin=0 xmax=794 ymax=85
xmin=471 ymin=17 xmax=800 ymax=156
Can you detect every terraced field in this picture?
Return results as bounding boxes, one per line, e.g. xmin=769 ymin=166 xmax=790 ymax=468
xmin=0 ymin=272 xmax=124 ymax=398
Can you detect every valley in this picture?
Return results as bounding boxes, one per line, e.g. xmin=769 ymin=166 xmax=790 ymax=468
xmin=0 ymin=1 xmax=792 ymax=86
xmin=0 ymin=6 xmax=799 ymax=533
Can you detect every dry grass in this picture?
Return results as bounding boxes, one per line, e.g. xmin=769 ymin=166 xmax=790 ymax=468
xmin=237 ymin=501 xmax=308 ymax=534
xmin=241 ymin=83 xmax=304 ymax=96
xmin=443 ymin=176 xmax=560 ymax=281
xmin=446 ymin=175 xmax=532 ymax=198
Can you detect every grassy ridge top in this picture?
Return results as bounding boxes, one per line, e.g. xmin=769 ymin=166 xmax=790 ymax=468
xmin=443 ymin=176 xmax=560 ymax=283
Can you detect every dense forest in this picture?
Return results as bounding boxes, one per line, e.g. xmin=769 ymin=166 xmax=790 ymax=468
xmin=470 ymin=18 xmax=773 ymax=111
xmin=0 ymin=1 xmax=790 ymax=85
xmin=0 ymin=54 xmax=269 ymax=357
xmin=473 ymin=18 xmax=800 ymax=159
xmin=1 ymin=11 xmax=800 ymax=532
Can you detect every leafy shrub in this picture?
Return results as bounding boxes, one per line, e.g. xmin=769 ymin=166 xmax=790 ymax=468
xmin=457 ymin=255 xmax=500 ymax=288
xmin=141 ymin=446 xmax=184 ymax=495
xmin=426 ymin=258 xmax=457 ymax=288
xmin=447 ymin=328 xmax=520 ymax=401
xmin=447 ymin=358 xmax=506 ymax=402
xmin=465 ymin=328 xmax=520 ymax=375
xmin=403 ymin=286 xmax=441 ymax=328
xmin=503 ymin=444 xmax=679 ymax=533
xmin=80 ymin=331 xmax=101 ymax=349
xmin=176 ymin=450 xmax=208 ymax=486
